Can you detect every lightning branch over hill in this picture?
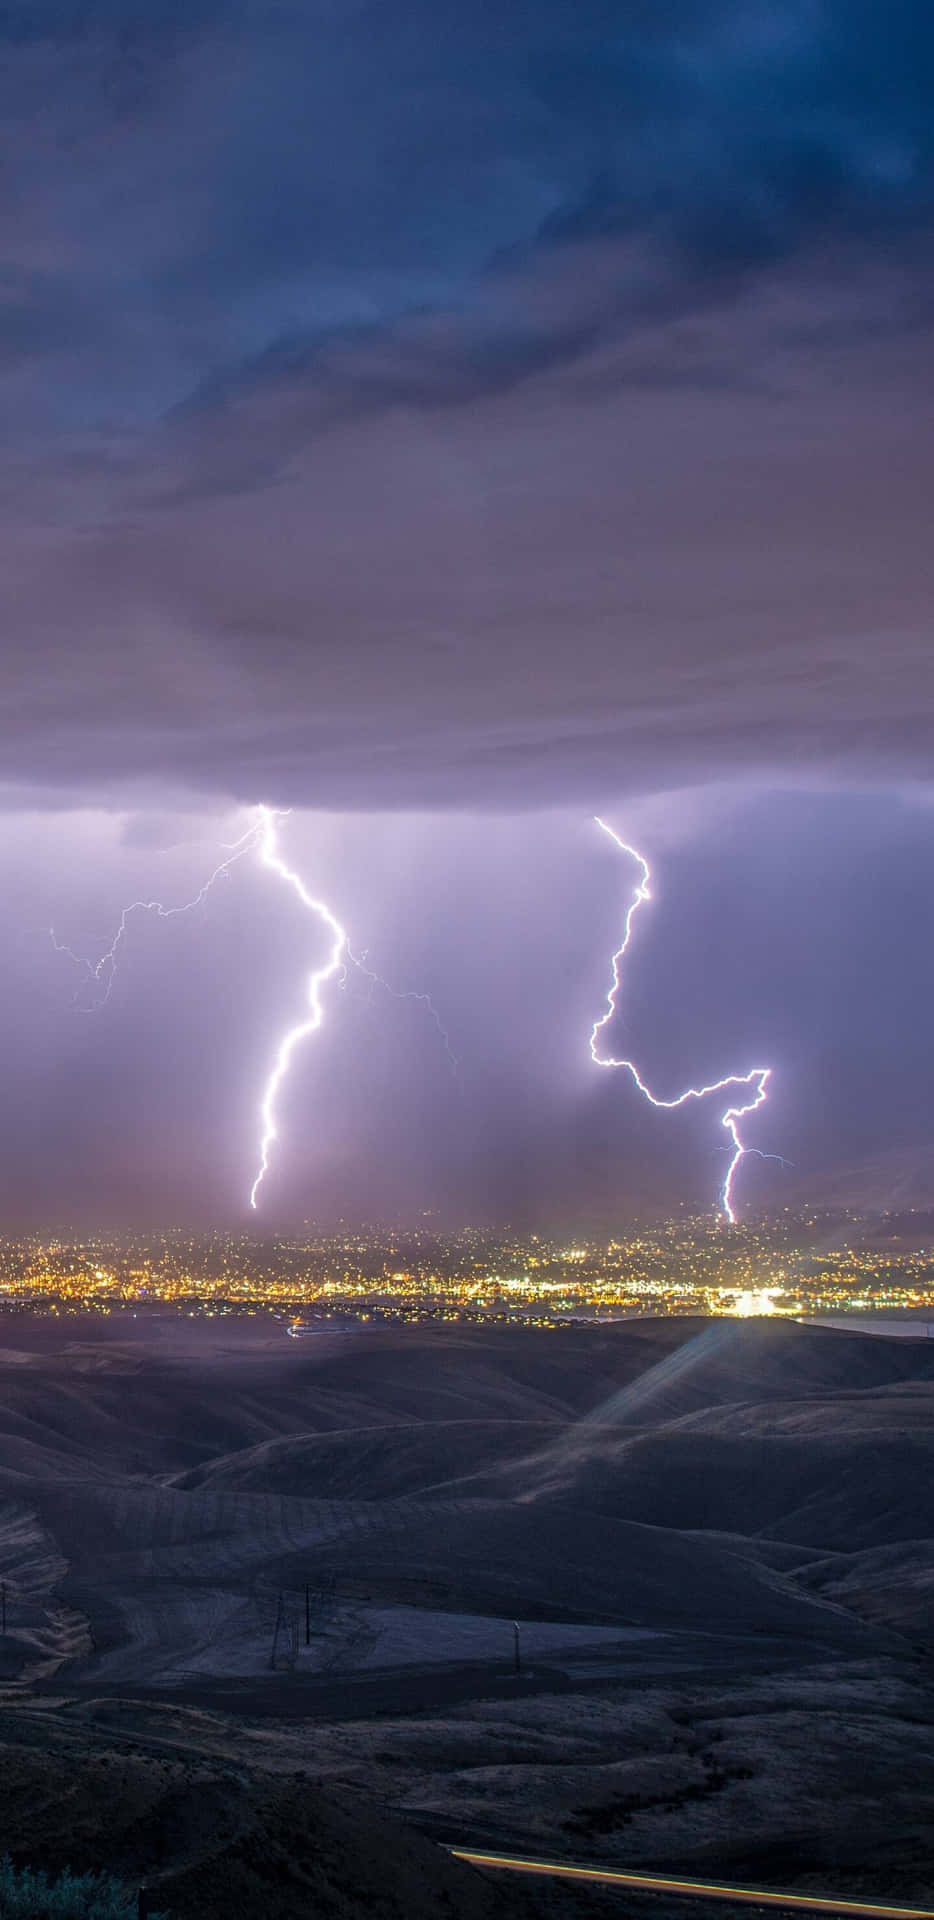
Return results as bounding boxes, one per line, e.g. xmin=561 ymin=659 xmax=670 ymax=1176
xmin=589 ymin=815 xmax=777 ymax=1222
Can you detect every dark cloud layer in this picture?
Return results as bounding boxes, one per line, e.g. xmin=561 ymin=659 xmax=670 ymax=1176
xmin=4 ymin=5 xmax=934 ymax=1231
xmin=0 ymin=0 xmax=930 ymax=809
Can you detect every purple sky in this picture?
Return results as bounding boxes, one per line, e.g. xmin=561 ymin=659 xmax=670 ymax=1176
xmin=3 ymin=789 xmax=932 ymax=1228
xmin=1 ymin=3 xmax=933 ymax=1227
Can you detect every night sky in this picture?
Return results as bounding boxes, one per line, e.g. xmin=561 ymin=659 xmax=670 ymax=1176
xmin=2 ymin=2 xmax=933 ymax=1228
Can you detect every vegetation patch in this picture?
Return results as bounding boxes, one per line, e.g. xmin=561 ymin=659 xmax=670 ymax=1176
xmin=0 ymin=1858 xmax=164 ymax=1920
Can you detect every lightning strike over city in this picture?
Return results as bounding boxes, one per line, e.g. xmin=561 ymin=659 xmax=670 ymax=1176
xmin=590 ymin=816 xmax=775 ymax=1222
xmin=1 ymin=5 xmax=932 ymax=1905
xmin=248 ymin=806 xmax=348 ymax=1210
xmin=46 ymin=805 xmax=465 ymax=1213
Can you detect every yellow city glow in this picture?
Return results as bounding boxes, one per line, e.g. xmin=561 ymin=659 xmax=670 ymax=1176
xmin=0 ymin=1213 xmax=928 ymax=1331
xmin=730 ymin=1287 xmax=780 ymax=1317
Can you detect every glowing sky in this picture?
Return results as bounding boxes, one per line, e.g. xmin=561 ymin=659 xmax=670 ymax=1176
xmin=1 ymin=3 xmax=933 ymax=1225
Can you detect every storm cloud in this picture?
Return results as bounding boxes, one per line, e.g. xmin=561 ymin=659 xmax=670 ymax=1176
xmin=1 ymin=3 xmax=933 ymax=1226
xmin=0 ymin=0 xmax=930 ymax=811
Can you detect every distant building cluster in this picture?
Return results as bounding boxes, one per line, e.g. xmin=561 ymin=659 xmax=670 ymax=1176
xmin=0 ymin=1213 xmax=933 ymax=1325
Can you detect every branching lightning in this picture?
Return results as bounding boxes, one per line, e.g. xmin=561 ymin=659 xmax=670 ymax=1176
xmin=49 ymin=805 xmax=456 ymax=1212
xmin=346 ymin=944 xmax=459 ymax=1077
xmin=590 ymin=815 xmax=776 ymax=1222
xmin=248 ymin=805 xmax=348 ymax=1210
xmin=49 ymin=822 xmax=263 ymax=1010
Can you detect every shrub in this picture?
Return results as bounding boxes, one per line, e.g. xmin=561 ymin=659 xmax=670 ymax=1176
xmin=0 ymin=1857 xmax=166 ymax=1919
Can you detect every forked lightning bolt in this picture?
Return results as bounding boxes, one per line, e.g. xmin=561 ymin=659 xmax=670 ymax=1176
xmin=50 ymin=822 xmax=263 ymax=1009
xmin=49 ymin=804 xmax=454 ymax=1210
xmin=590 ymin=816 xmax=775 ymax=1221
xmin=346 ymin=945 xmax=459 ymax=1077
xmin=248 ymin=806 xmax=347 ymax=1209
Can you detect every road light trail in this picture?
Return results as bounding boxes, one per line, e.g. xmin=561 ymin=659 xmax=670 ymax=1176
xmin=450 ymin=1850 xmax=934 ymax=1919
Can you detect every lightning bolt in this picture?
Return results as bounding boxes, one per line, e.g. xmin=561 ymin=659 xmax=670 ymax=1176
xmin=248 ymin=805 xmax=348 ymax=1210
xmin=49 ymin=821 xmax=263 ymax=1010
xmin=590 ymin=816 xmax=777 ymax=1222
xmin=346 ymin=944 xmax=459 ymax=1077
xmin=49 ymin=805 xmax=456 ymax=1212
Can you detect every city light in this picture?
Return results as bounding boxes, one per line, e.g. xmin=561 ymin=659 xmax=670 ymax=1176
xmin=0 ymin=1214 xmax=930 ymax=1328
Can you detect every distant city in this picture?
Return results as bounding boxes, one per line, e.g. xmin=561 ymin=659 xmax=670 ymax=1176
xmin=2 ymin=1212 xmax=934 ymax=1324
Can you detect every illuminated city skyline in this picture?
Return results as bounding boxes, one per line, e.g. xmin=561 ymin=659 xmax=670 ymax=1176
xmin=2 ymin=1213 xmax=933 ymax=1329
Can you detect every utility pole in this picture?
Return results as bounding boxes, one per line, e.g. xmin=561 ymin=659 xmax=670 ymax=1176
xmin=270 ymin=1591 xmax=295 ymax=1670
xmin=513 ymin=1620 xmax=521 ymax=1675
